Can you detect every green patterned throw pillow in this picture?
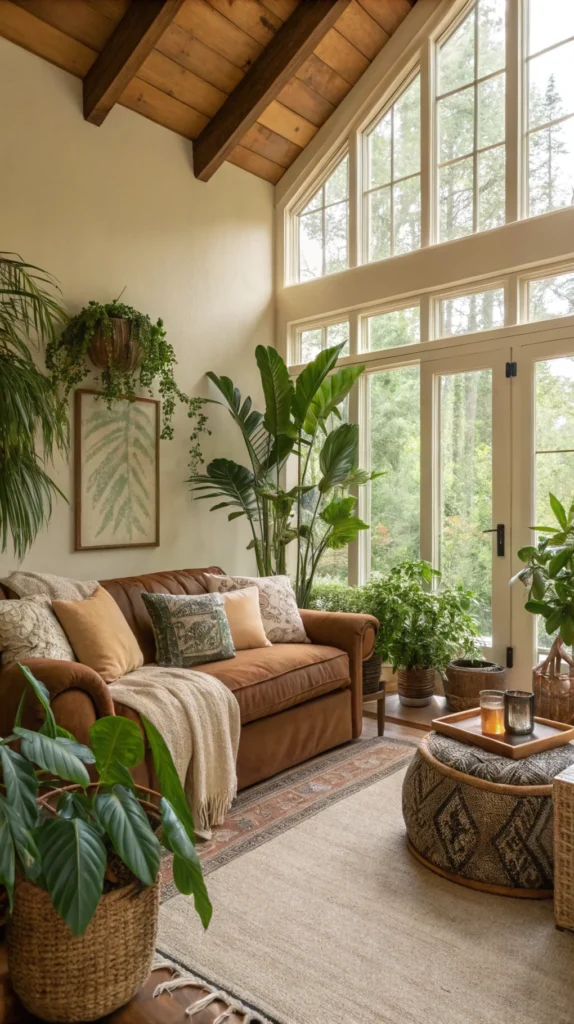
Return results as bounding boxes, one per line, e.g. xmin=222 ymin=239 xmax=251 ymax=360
xmin=141 ymin=592 xmax=235 ymax=668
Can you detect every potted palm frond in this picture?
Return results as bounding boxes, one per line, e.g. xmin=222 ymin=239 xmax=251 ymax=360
xmin=0 ymin=253 xmax=68 ymax=558
xmin=45 ymin=299 xmax=209 ymax=473
xmin=1 ymin=665 xmax=211 ymax=1023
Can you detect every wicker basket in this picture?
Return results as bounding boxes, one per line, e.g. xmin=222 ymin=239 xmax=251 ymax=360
xmin=444 ymin=659 xmax=507 ymax=712
xmin=88 ymin=317 xmax=141 ymax=372
xmin=362 ymin=652 xmax=383 ymax=694
xmin=397 ymin=667 xmax=435 ymax=707
xmin=8 ymin=875 xmax=159 ymax=1022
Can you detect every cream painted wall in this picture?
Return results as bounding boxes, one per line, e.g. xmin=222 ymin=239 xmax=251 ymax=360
xmin=0 ymin=38 xmax=275 ymax=582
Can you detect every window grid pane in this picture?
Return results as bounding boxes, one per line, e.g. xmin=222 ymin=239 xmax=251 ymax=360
xmin=296 ymin=321 xmax=350 ymax=365
xmin=365 ymin=74 xmax=421 ymax=264
xmin=367 ymin=306 xmax=421 ymax=351
xmin=439 ymin=288 xmax=505 ymax=336
xmin=528 ymin=272 xmax=574 ymax=321
xmin=298 ymin=156 xmax=349 ymax=282
xmin=437 ymin=0 xmax=506 ymax=241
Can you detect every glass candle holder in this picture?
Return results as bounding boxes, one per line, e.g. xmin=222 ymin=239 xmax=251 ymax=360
xmin=479 ymin=690 xmax=506 ymax=736
xmin=504 ymin=690 xmax=535 ymax=736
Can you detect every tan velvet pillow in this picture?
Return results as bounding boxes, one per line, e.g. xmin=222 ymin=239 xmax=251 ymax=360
xmin=52 ymin=586 xmax=143 ymax=683
xmin=221 ymin=587 xmax=271 ymax=651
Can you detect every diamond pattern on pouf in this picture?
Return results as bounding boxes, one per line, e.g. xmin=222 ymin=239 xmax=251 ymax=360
xmin=493 ymin=798 xmax=553 ymax=889
xmin=433 ymin=787 xmax=480 ymax=872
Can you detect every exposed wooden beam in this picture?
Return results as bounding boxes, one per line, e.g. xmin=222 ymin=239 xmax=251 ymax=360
xmin=192 ymin=0 xmax=351 ymax=182
xmin=83 ymin=0 xmax=185 ymax=127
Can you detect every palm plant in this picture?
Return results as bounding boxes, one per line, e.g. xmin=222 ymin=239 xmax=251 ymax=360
xmin=0 ymin=254 xmax=68 ymax=558
xmin=189 ymin=343 xmax=377 ymax=605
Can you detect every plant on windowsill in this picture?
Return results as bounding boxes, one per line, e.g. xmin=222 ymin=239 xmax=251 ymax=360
xmin=361 ymin=560 xmax=480 ymax=707
xmin=189 ymin=343 xmax=382 ymax=605
xmin=0 ymin=253 xmax=69 ymax=559
xmin=45 ymin=298 xmax=210 ymax=473
xmin=1 ymin=664 xmax=211 ymax=1023
xmin=511 ymin=492 xmax=574 ymax=723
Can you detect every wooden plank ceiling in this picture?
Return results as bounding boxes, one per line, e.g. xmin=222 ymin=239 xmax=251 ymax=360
xmin=0 ymin=0 xmax=417 ymax=184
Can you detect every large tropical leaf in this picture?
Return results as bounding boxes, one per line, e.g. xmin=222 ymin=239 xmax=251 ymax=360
xmin=38 ymin=817 xmax=106 ymax=936
xmin=303 ymin=364 xmax=364 ymax=437
xmin=0 ymin=797 xmax=15 ymax=910
xmin=89 ymin=716 xmax=144 ymax=788
xmin=291 ymin=344 xmax=345 ymax=428
xmin=320 ymin=496 xmax=369 ymax=549
xmin=94 ymin=785 xmax=161 ymax=887
xmin=141 ymin=716 xmax=196 ymax=844
xmin=206 ymin=372 xmax=268 ymax=470
xmin=15 ymin=663 xmax=57 ymax=736
xmin=0 ymin=746 xmax=38 ymax=829
xmin=318 ymin=423 xmax=359 ymax=493
xmin=84 ymin=399 xmax=153 ymax=542
xmin=255 ymin=346 xmax=295 ymax=439
xmin=14 ymin=728 xmax=90 ymax=786
xmin=3 ymin=798 xmax=41 ymax=880
xmin=160 ymin=798 xmax=212 ymax=928
xmin=189 ymin=459 xmax=257 ymax=522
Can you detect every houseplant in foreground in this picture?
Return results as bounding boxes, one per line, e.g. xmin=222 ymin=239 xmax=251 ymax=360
xmin=362 ymin=561 xmax=479 ymax=706
xmin=1 ymin=664 xmax=210 ymax=1023
xmin=511 ymin=492 xmax=574 ymax=723
xmin=0 ymin=253 xmax=68 ymax=558
xmin=190 ymin=342 xmax=381 ymax=605
xmin=45 ymin=298 xmax=209 ymax=472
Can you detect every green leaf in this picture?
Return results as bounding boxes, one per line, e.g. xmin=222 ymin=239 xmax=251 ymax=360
xmin=57 ymin=792 xmax=92 ymax=822
xmin=0 ymin=746 xmax=38 ymax=828
xmin=292 ymin=345 xmax=343 ymax=428
xmin=531 ymin=569 xmax=546 ymax=601
xmin=15 ymin=663 xmax=56 ymax=737
xmin=321 ymin=495 xmax=356 ymax=525
xmin=141 ymin=716 xmax=195 ymax=844
xmin=3 ymin=798 xmax=41 ymax=881
xmin=190 ymin=459 xmax=257 ymax=520
xmin=15 ymin=728 xmax=90 ymax=787
xmin=546 ymin=608 xmax=563 ymax=635
xmin=550 ymin=492 xmax=568 ymax=529
xmin=89 ymin=716 xmax=143 ymax=787
xmin=38 ymin=817 xmax=106 ymax=936
xmin=549 ymin=547 xmax=573 ymax=577
xmin=517 ymin=545 xmax=538 ymax=562
xmin=255 ymin=346 xmax=295 ymax=439
xmin=94 ymin=785 xmax=160 ymax=887
xmin=0 ymin=797 xmax=15 ymax=911
xmin=318 ymin=423 xmax=359 ymax=493
xmin=302 ymin=364 xmax=364 ymax=437
xmin=525 ymin=600 xmax=551 ymax=617
xmin=160 ymin=798 xmax=212 ymax=929
xmin=561 ymin=612 xmax=574 ymax=646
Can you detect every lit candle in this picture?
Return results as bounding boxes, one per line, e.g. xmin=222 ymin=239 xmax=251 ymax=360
xmin=479 ymin=690 xmax=506 ymax=736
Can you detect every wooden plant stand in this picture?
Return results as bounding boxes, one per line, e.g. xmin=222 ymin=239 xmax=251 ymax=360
xmin=363 ymin=682 xmax=386 ymax=736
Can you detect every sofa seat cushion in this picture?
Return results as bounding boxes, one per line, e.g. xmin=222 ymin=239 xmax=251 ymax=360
xmin=187 ymin=644 xmax=350 ymax=724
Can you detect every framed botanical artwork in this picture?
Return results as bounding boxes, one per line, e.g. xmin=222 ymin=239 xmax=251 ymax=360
xmin=74 ymin=389 xmax=160 ymax=550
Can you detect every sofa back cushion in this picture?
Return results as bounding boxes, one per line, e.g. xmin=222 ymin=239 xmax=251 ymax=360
xmin=98 ymin=568 xmax=224 ymax=664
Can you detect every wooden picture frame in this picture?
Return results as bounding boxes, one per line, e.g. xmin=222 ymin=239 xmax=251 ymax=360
xmin=74 ymin=389 xmax=160 ymax=551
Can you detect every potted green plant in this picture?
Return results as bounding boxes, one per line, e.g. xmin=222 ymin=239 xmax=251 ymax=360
xmin=309 ymin=579 xmax=382 ymax=693
xmin=45 ymin=298 xmax=209 ymax=472
xmin=511 ymin=492 xmax=574 ymax=723
xmin=190 ymin=343 xmax=381 ymax=604
xmin=362 ymin=561 xmax=479 ymax=706
xmin=1 ymin=664 xmax=211 ymax=1023
xmin=0 ymin=253 xmax=69 ymax=558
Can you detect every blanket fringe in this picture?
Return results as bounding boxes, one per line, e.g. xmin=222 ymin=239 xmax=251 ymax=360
xmin=196 ymin=789 xmax=238 ymax=834
xmin=152 ymin=958 xmax=273 ymax=1023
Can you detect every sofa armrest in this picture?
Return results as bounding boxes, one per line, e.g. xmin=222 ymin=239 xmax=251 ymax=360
xmin=299 ymin=610 xmax=379 ymax=739
xmin=0 ymin=659 xmax=114 ymax=744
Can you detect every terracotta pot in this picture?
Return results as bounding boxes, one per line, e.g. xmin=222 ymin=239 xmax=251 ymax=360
xmin=88 ymin=317 xmax=141 ymax=372
xmin=444 ymin=659 xmax=507 ymax=713
xmin=397 ymin=667 xmax=435 ymax=707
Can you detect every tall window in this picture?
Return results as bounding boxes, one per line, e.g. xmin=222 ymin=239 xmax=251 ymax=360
xmin=437 ymin=0 xmax=506 ymax=240
xmin=526 ymin=1 xmax=574 ymax=216
xmin=298 ymin=156 xmax=349 ymax=282
xmin=364 ymin=74 xmax=421 ymax=263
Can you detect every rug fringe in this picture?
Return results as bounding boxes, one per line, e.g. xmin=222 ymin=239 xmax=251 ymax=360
xmin=152 ymin=958 xmax=273 ymax=1023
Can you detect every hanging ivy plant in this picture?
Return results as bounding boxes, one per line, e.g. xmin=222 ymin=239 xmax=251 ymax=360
xmin=46 ymin=299 xmax=209 ymax=472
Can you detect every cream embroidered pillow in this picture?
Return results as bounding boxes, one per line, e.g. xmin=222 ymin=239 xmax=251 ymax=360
xmin=1 ymin=572 xmax=98 ymax=600
xmin=203 ymin=574 xmax=307 ymax=644
xmin=52 ymin=586 xmax=143 ymax=683
xmin=0 ymin=596 xmax=76 ymax=664
xmin=221 ymin=587 xmax=271 ymax=651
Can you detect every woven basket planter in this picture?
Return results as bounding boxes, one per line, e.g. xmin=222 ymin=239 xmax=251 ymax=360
xmin=533 ymin=637 xmax=574 ymax=725
xmin=397 ymin=667 xmax=435 ymax=707
xmin=444 ymin=659 xmax=507 ymax=713
xmin=88 ymin=317 xmax=141 ymax=372
xmin=8 ymin=875 xmax=159 ymax=1022
xmin=362 ymin=652 xmax=383 ymax=694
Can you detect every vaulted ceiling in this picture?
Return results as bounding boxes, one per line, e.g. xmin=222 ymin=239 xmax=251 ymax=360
xmin=0 ymin=0 xmax=417 ymax=183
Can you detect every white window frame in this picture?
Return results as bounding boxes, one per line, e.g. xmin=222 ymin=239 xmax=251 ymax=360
xmin=432 ymin=277 xmax=510 ymax=338
xmin=518 ymin=259 xmax=574 ymax=322
xmin=292 ymin=145 xmax=350 ymax=285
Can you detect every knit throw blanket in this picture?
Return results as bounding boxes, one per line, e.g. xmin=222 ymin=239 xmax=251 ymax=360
xmin=110 ymin=666 xmax=240 ymax=839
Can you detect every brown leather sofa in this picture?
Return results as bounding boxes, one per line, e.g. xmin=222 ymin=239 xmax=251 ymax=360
xmin=0 ymin=568 xmax=378 ymax=790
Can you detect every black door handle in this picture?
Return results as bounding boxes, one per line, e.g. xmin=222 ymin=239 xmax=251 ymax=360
xmin=483 ymin=524 xmax=505 ymax=556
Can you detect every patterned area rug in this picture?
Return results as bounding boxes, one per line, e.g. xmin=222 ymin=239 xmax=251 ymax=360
xmin=161 ymin=736 xmax=415 ymax=900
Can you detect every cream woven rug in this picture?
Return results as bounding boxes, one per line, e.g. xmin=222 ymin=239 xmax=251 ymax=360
xmin=158 ymin=765 xmax=574 ymax=1024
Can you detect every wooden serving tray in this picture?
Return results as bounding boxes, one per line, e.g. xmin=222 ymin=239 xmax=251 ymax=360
xmin=432 ymin=707 xmax=574 ymax=759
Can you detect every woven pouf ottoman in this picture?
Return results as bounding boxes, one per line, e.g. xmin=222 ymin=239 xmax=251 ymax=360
xmin=403 ymin=732 xmax=574 ymax=898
